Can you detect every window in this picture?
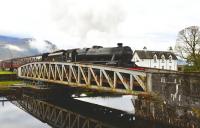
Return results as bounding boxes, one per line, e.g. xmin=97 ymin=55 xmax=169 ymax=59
xmin=169 ymin=55 xmax=172 ymax=63
xmin=69 ymin=53 xmax=72 ymax=57
xmin=174 ymin=78 xmax=177 ymax=83
xmin=161 ymin=77 xmax=166 ymax=83
xmin=162 ymin=66 xmax=164 ymax=69
xmin=169 ymin=66 xmax=172 ymax=70
xmin=161 ymin=55 xmax=165 ymax=63
xmin=153 ymin=54 xmax=157 ymax=63
xmin=135 ymin=57 xmax=139 ymax=62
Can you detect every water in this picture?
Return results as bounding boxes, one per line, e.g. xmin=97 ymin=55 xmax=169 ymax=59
xmin=76 ymin=95 xmax=200 ymax=128
xmin=75 ymin=95 xmax=137 ymax=114
xmin=1 ymin=91 xmax=199 ymax=128
xmin=0 ymin=99 xmax=50 ymax=128
xmin=0 ymin=73 xmax=200 ymax=128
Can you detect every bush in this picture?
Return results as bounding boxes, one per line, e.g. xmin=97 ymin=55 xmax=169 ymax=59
xmin=184 ymin=65 xmax=200 ymax=72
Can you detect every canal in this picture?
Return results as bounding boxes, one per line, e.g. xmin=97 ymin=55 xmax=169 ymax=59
xmin=0 ymin=73 xmax=200 ymax=128
xmin=0 ymin=88 xmax=200 ymax=128
xmin=0 ymin=97 xmax=50 ymax=128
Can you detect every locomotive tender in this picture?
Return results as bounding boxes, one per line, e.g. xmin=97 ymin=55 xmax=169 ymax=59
xmin=0 ymin=43 xmax=137 ymax=70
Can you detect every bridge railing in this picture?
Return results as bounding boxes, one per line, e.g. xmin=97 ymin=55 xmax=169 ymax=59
xmin=18 ymin=62 xmax=149 ymax=94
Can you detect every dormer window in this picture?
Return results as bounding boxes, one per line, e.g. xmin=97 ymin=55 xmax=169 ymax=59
xmin=169 ymin=55 xmax=172 ymax=63
xmin=153 ymin=54 xmax=157 ymax=63
xmin=161 ymin=55 xmax=165 ymax=63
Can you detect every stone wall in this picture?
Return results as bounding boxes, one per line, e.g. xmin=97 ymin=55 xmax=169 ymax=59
xmin=151 ymin=72 xmax=200 ymax=100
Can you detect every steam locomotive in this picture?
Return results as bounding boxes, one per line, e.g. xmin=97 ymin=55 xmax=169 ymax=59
xmin=45 ymin=43 xmax=135 ymax=67
xmin=0 ymin=43 xmax=137 ymax=70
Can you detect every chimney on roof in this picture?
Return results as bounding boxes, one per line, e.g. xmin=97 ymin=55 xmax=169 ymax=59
xmin=168 ymin=46 xmax=173 ymax=52
xmin=143 ymin=46 xmax=147 ymax=52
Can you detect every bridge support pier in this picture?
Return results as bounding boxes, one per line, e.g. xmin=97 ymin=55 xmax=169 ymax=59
xmin=147 ymin=73 xmax=152 ymax=92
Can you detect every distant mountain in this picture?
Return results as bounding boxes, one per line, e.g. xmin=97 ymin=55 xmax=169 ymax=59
xmin=0 ymin=35 xmax=57 ymax=60
xmin=0 ymin=35 xmax=24 ymax=44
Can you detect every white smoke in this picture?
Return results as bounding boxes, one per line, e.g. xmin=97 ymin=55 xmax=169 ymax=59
xmin=28 ymin=39 xmax=56 ymax=53
xmin=52 ymin=0 xmax=124 ymax=36
xmin=47 ymin=0 xmax=126 ymax=48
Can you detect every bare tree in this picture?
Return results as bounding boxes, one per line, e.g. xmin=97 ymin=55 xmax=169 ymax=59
xmin=175 ymin=26 xmax=200 ymax=66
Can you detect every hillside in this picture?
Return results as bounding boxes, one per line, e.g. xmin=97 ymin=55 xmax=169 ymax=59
xmin=0 ymin=35 xmax=57 ymax=60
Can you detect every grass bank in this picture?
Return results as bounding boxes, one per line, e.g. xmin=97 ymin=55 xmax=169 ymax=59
xmin=0 ymin=81 xmax=22 ymax=86
xmin=0 ymin=71 xmax=16 ymax=75
xmin=0 ymin=80 xmax=22 ymax=92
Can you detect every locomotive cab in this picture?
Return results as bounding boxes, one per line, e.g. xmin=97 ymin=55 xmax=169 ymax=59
xmin=46 ymin=50 xmax=66 ymax=62
xmin=65 ymin=49 xmax=77 ymax=62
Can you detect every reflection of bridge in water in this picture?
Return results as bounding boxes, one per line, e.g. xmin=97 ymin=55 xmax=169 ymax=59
xmin=7 ymin=90 xmax=200 ymax=128
xmin=13 ymin=95 xmax=115 ymax=128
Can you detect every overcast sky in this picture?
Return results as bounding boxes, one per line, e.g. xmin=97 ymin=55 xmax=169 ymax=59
xmin=0 ymin=0 xmax=200 ymax=51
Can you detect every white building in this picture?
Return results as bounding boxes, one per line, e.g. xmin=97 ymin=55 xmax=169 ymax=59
xmin=132 ymin=49 xmax=178 ymax=70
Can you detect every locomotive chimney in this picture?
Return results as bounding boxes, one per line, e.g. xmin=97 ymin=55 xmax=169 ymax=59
xmin=117 ymin=43 xmax=123 ymax=47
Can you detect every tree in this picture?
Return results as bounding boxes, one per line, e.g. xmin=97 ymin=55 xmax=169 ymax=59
xmin=175 ymin=26 xmax=200 ymax=69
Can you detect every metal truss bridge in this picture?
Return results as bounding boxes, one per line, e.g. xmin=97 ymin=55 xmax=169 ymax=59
xmin=18 ymin=62 xmax=152 ymax=94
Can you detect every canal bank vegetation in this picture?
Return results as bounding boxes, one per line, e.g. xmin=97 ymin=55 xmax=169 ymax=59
xmin=182 ymin=55 xmax=200 ymax=72
xmin=192 ymin=108 xmax=200 ymax=118
xmin=0 ymin=80 xmax=23 ymax=95
xmin=183 ymin=65 xmax=200 ymax=72
xmin=0 ymin=81 xmax=22 ymax=86
xmin=0 ymin=71 xmax=22 ymax=90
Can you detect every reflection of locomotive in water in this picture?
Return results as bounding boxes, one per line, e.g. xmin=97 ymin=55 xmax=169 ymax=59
xmin=0 ymin=43 xmax=138 ymax=70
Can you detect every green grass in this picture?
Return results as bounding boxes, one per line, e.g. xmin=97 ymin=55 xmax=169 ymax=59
xmin=0 ymin=80 xmax=23 ymax=92
xmin=0 ymin=81 xmax=22 ymax=86
xmin=0 ymin=71 xmax=16 ymax=75
xmin=192 ymin=108 xmax=200 ymax=118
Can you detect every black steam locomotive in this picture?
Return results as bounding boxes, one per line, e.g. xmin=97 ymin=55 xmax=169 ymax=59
xmin=44 ymin=43 xmax=135 ymax=67
xmin=0 ymin=43 xmax=137 ymax=70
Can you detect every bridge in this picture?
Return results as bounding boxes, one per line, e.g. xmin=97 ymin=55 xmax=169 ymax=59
xmin=17 ymin=62 xmax=153 ymax=94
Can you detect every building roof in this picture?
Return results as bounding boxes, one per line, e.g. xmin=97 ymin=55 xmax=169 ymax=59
xmin=134 ymin=50 xmax=178 ymax=60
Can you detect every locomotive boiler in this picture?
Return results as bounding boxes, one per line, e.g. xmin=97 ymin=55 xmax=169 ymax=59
xmin=75 ymin=43 xmax=134 ymax=67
